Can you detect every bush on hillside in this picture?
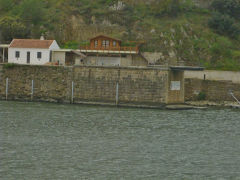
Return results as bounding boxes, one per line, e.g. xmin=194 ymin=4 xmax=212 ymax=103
xmin=63 ymin=41 xmax=80 ymax=49
xmin=0 ymin=16 xmax=29 ymax=42
xmin=208 ymin=12 xmax=240 ymax=38
xmin=211 ymin=0 xmax=240 ymax=19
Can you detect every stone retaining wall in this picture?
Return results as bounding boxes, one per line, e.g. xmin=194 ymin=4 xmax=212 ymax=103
xmin=0 ymin=64 xmax=185 ymax=106
xmin=185 ymin=78 xmax=240 ymax=102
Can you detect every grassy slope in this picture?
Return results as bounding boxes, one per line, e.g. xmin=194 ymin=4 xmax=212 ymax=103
xmin=0 ymin=0 xmax=240 ymax=70
xmin=57 ymin=2 xmax=240 ymax=70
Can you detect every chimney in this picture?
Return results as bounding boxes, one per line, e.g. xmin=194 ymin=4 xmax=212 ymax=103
xmin=40 ymin=34 xmax=45 ymax=40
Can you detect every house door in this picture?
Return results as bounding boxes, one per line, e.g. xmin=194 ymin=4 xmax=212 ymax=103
xmin=27 ymin=52 xmax=30 ymax=64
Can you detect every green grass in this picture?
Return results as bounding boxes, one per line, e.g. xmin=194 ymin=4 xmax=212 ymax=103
xmin=1 ymin=0 xmax=240 ymax=71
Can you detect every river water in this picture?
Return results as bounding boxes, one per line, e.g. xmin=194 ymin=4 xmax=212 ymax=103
xmin=1 ymin=101 xmax=240 ymax=179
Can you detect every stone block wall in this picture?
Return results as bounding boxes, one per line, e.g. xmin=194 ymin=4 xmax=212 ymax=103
xmin=0 ymin=65 xmax=71 ymax=102
xmin=73 ymin=66 xmax=169 ymax=105
xmin=0 ymin=65 xmax=185 ymax=106
xmin=185 ymin=78 xmax=240 ymax=102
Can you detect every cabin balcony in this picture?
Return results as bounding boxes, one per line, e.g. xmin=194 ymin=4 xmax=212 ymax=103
xmin=79 ymin=46 xmax=139 ymax=54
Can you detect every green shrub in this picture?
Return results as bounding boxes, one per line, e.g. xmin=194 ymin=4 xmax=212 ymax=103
xmin=232 ymin=50 xmax=240 ymax=58
xmin=208 ymin=12 xmax=240 ymax=38
xmin=121 ymin=41 xmax=137 ymax=47
xmin=197 ymin=92 xmax=206 ymax=101
xmin=211 ymin=0 xmax=240 ymax=19
xmin=79 ymin=41 xmax=90 ymax=47
xmin=62 ymin=41 xmax=80 ymax=49
xmin=3 ymin=63 xmax=16 ymax=69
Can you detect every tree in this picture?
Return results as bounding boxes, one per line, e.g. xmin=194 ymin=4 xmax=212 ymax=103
xmin=0 ymin=0 xmax=14 ymax=13
xmin=211 ymin=0 xmax=240 ymax=19
xmin=151 ymin=0 xmax=181 ymax=17
xmin=0 ymin=16 xmax=29 ymax=42
xmin=208 ymin=12 xmax=240 ymax=38
xmin=16 ymin=0 xmax=46 ymax=26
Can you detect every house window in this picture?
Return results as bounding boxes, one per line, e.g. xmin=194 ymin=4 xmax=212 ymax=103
xmin=15 ymin=51 xmax=20 ymax=58
xmin=37 ymin=52 xmax=42 ymax=59
xmin=94 ymin=40 xmax=98 ymax=48
xmin=102 ymin=40 xmax=110 ymax=48
xmin=102 ymin=40 xmax=106 ymax=48
xmin=113 ymin=41 xmax=117 ymax=47
xmin=106 ymin=40 xmax=109 ymax=47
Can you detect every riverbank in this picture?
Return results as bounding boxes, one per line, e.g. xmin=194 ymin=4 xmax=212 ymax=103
xmin=186 ymin=101 xmax=240 ymax=108
xmin=2 ymin=99 xmax=239 ymax=110
xmin=0 ymin=99 xmax=196 ymax=110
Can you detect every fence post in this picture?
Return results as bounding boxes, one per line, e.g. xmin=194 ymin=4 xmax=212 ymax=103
xmin=71 ymin=81 xmax=74 ymax=104
xmin=5 ymin=78 xmax=8 ymax=100
xmin=116 ymin=82 xmax=119 ymax=106
xmin=31 ymin=80 xmax=34 ymax=101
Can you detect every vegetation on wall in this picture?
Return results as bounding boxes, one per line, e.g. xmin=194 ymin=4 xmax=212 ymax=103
xmin=0 ymin=0 xmax=240 ymax=71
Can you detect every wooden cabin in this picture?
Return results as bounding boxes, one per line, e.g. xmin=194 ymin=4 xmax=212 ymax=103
xmin=90 ymin=35 xmax=122 ymax=50
xmin=80 ymin=35 xmax=139 ymax=53
xmin=79 ymin=35 xmax=148 ymax=66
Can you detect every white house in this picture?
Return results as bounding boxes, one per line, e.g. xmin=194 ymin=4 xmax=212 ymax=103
xmin=8 ymin=38 xmax=60 ymax=65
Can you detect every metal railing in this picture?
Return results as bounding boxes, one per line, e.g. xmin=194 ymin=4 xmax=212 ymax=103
xmin=229 ymin=91 xmax=240 ymax=105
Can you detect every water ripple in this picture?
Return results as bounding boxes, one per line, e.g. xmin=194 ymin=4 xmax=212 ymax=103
xmin=1 ymin=101 xmax=240 ymax=179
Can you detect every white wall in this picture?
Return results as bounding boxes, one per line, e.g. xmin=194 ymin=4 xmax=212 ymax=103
xmin=84 ymin=56 xmax=121 ymax=66
xmin=49 ymin=40 xmax=60 ymax=50
xmin=8 ymin=48 xmax=51 ymax=65
xmin=75 ymin=56 xmax=81 ymax=65
xmin=52 ymin=51 xmax=66 ymax=65
xmin=185 ymin=70 xmax=240 ymax=84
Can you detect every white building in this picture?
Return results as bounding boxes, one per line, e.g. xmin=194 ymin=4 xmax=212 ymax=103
xmin=8 ymin=38 xmax=60 ymax=65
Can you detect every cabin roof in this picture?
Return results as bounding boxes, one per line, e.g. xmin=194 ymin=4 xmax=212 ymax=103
xmin=90 ymin=35 xmax=122 ymax=42
xmin=9 ymin=39 xmax=54 ymax=49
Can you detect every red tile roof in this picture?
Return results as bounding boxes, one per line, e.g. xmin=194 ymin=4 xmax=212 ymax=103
xmin=9 ymin=39 xmax=54 ymax=49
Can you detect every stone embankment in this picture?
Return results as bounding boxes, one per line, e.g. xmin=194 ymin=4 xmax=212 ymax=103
xmin=1 ymin=64 xmax=240 ymax=109
xmin=185 ymin=70 xmax=240 ymax=108
xmin=186 ymin=101 xmax=240 ymax=108
xmin=0 ymin=64 xmax=185 ymax=108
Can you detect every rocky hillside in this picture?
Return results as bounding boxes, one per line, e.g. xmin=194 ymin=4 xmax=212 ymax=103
xmin=0 ymin=0 xmax=240 ymax=70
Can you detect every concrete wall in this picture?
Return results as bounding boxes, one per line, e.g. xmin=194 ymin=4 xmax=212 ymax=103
xmin=168 ymin=70 xmax=185 ymax=104
xmin=131 ymin=54 xmax=148 ymax=66
xmin=185 ymin=70 xmax=240 ymax=84
xmin=52 ymin=51 xmax=66 ymax=65
xmin=83 ymin=56 xmax=121 ymax=66
xmin=0 ymin=65 xmax=185 ymax=106
xmin=82 ymin=54 xmax=147 ymax=67
xmin=120 ymin=55 xmax=132 ymax=67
